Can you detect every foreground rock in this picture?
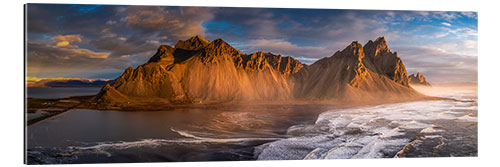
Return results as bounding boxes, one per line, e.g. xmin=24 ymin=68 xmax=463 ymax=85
xmin=91 ymin=36 xmax=425 ymax=109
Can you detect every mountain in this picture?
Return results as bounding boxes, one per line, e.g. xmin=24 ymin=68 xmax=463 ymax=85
xmin=408 ymin=72 xmax=431 ymax=86
xmin=27 ymin=77 xmax=114 ymax=87
xmin=292 ymin=38 xmax=419 ymax=101
xmin=96 ymin=36 xmax=304 ymax=106
xmin=92 ymin=36 xmax=423 ymax=107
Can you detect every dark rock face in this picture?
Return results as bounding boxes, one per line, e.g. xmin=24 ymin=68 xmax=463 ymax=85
xmin=233 ymin=51 xmax=304 ymax=76
xmin=174 ymin=35 xmax=210 ymax=50
xmin=94 ymin=36 xmax=422 ymax=105
xmin=409 ymin=72 xmax=431 ymax=86
xmin=148 ymin=45 xmax=175 ymax=65
xmin=363 ymin=37 xmax=409 ymax=86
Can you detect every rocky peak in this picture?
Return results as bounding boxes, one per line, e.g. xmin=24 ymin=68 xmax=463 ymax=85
xmin=364 ymin=36 xmax=391 ymax=60
xmin=203 ymin=39 xmax=244 ymax=56
xmin=92 ymin=83 xmax=129 ymax=106
xmin=409 ymin=72 xmax=431 ymax=86
xmin=336 ymin=41 xmax=365 ymax=60
xmin=278 ymin=56 xmax=304 ymax=76
xmin=147 ymin=45 xmax=175 ymax=65
xmin=363 ymin=36 xmax=409 ymax=86
xmin=174 ymin=35 xmax=211 ymax=50
xmin=311 ymin=41 xmax=368 ymax=87
xmin=196 ymin=39 xmax=244 ymax=63
xmin=238 ymin=51 xmax=270 ymax=70
xmin=100 ymin=84 xmax=115 ymax=92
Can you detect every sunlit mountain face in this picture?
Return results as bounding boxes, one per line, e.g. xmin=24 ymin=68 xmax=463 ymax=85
xmin=26 ymin=4 xmax=477 ymax=84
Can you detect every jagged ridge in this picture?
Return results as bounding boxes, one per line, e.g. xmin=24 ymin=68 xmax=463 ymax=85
xmin=292 ymin=39 xmax=419 ymax=101
xmin=94 ymin=36 xmax=423 ymax=106
xmin=98 ymin=36 xmax=304 ymax=106
xmin=409 ymin=72 xmax=431 ymax=86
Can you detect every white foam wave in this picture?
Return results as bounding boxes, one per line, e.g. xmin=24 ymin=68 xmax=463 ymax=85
xmin=256 ymin=91 xmax=477 ymax=160
xmin=170 ymin=128 xmax=282 ymax=143
xmin=457 ymin=114 xmax=478 ymax=122
xmin=420 ymin=125 xmax=444 ymax=134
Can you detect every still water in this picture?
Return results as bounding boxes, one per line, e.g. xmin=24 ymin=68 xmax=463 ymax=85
xmin=26 ymin=86 xmax=477 ymax=164
xmin=27 ymin=87 xmax=101 ymax=99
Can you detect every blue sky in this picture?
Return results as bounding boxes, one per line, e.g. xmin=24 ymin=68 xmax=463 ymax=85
xmin=26 ymin=4 xmax=477 ymax=83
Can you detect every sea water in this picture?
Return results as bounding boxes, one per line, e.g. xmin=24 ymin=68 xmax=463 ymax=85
xmin=256 ymin=86 xmax=477 ymax=159
xmin=26 ymin=86 xmax=477 ymax=164
xmin=27 ymin=87 xmax=101 ymax=99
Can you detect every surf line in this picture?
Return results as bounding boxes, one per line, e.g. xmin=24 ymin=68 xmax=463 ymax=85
xmin=170 ymin=127 xmax=283 ymax=143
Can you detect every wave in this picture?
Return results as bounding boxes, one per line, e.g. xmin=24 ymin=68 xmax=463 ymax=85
xmin=169 ymin=128 xmax=282 ymax=143
xmin=256 ymin=94 xmax=477 ymax=160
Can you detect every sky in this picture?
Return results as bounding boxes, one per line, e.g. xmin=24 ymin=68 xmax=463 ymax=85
xmin=26 ymin=4 xmax=478 ymax=83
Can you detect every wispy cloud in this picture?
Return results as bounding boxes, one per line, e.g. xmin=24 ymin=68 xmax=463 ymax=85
xmin=441 ymin=22 xmax=452 ymax=26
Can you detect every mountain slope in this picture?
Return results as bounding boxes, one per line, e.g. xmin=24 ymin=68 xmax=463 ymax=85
xmin=292 ymin=40 xmax=420 ymax=101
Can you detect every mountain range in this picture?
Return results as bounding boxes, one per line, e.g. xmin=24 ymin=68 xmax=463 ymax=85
xmin=27 ymin=77 xmax=114 ymax=87
xmin=92 ymin=36 xmax=427 ymax=108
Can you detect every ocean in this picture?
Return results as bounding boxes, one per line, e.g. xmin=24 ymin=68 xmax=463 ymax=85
xmin=26 ymin=86 xmax=477 ymax=164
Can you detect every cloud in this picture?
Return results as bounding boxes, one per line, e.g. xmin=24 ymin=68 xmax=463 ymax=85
xmin=120 ymin=6 xmax=214 ymax=39
xmin=106 ymin=20 xmax=117 ymax=25
xmin=50 ymin=34 xmax=82 ymax=48
xmin=395 ymin=45 xmax=477 ymax=83
xmin=89 ymin=35 xmax=158 ymax=58
xmin=27 ymin=42 xmax=146 ymax=78
xmin=207 ymin=8 xmax=281 ymax=40
xmin=460 ymin=11 xmax=477 ymax=19
xmin=434 ymin=12 xmax=460 ymax=21
xmin=243 ymin=39 xmax=333 ymax=62
xmin=29 ymin=43 xmax=110 ymax=60
xmin=25 ymin=5 xmax=477 ymax=82
xmin=441 ymin=22 xmax=452 ymax=26
xmin=27 ymin=4 xmax=118 ymax=35
xmin=463 ymin=40 xmax=477 ymax=49
xmin=209 ymin=9 xmax=392 ymax=44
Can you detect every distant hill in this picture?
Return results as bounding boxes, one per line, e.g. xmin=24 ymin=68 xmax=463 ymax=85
xmin=27 ymin=77 xmax=114 ymax=87
xmin=92 ymin=36 xmax=424 ymax=107
xmin=409 ymin=72 xmax=432 ymax=86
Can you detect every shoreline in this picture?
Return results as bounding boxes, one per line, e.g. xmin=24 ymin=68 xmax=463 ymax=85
xmin=26 ymin=94 xmax=453 ymax=126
